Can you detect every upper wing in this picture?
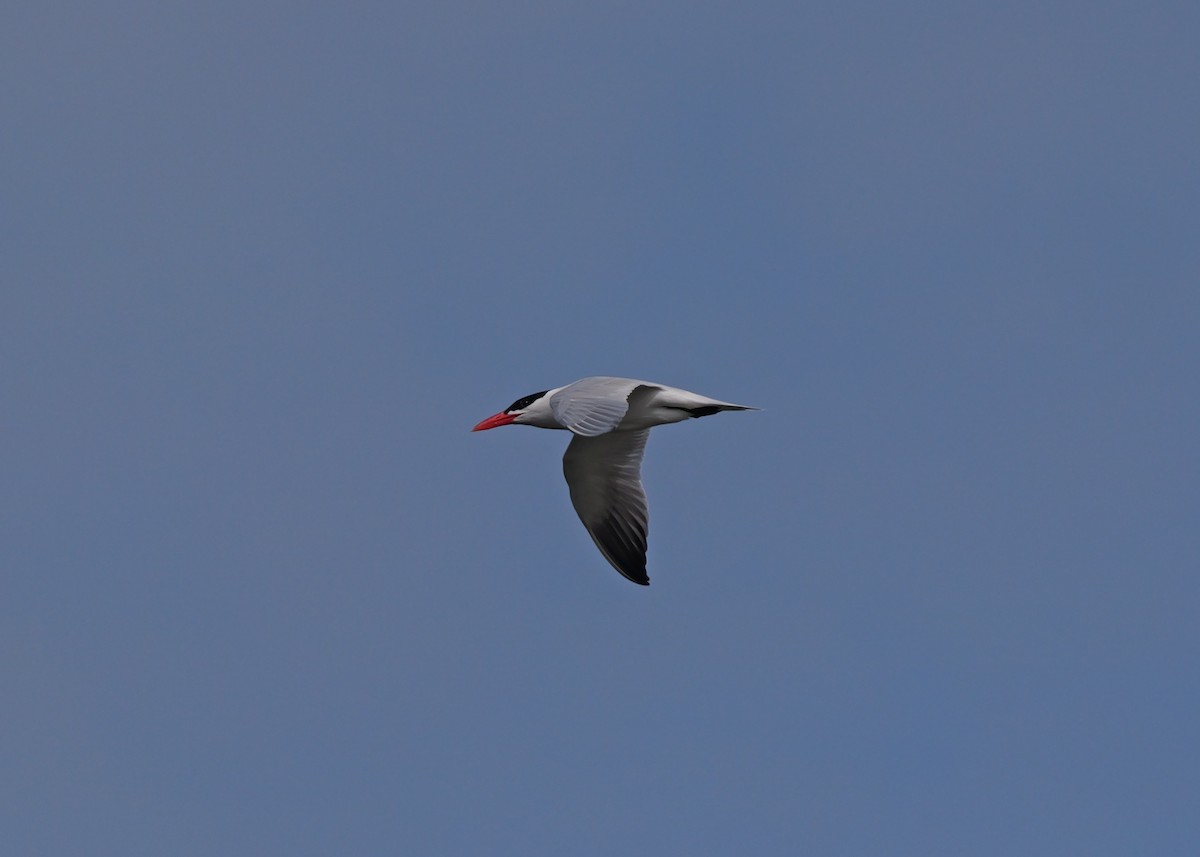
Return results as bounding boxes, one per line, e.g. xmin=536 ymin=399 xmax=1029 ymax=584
xmin=549 ymin=377 xmax=658 ymax=436
xmin=562 ymin=429 xmax=651 ymax=585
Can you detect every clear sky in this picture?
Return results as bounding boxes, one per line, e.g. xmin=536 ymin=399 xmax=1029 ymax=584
xmin=4 ymin=3 xmax=1198 ymax=855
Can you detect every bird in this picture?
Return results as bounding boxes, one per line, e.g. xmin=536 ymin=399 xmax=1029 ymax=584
xmin=472 ymin=376 xmax=756 ymax=585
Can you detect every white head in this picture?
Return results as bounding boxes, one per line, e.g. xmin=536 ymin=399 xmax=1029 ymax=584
xmin=471 ymin=386 xmax=564 ymax=431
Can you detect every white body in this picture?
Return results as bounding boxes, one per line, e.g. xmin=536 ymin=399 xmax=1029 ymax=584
xmin=520 ymin=376 xmax=750 ymax=433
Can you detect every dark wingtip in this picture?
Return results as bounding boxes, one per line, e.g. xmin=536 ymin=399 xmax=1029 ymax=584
xmin=620 ymin=565 xmax=650 ymax=585
xmin=614 ymin=564 xmax=649 ymax=586
xmin=618 ymin=564 xmax=649 ymax=586
xmin=685 ymin=404 xmax=759 ymax=418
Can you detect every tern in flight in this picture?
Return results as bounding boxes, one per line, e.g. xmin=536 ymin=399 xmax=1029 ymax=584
xmin=473 ymin=376 xmax=756 ymax=585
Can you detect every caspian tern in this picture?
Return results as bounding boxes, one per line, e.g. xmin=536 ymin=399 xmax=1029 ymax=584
xmin=472 ymin=376 xmax=756 ymax=585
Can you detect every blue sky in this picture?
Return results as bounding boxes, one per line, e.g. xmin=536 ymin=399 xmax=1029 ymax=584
xmin=4 ymin=3 xmax=1198 ymax=854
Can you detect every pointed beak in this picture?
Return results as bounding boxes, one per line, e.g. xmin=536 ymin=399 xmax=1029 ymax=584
xmin=472 ymin=411 xmax=518 ymax=432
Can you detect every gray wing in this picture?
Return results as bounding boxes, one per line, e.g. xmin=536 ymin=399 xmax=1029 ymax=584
xmin=562 ymin=429 xmax=651 ymax=585
xmin=549 ymin=376 xmax=658 ymax=437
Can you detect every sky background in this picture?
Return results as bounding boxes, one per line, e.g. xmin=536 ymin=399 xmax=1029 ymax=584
xmin=4 ymin=2 xmax=1198 ymax=855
